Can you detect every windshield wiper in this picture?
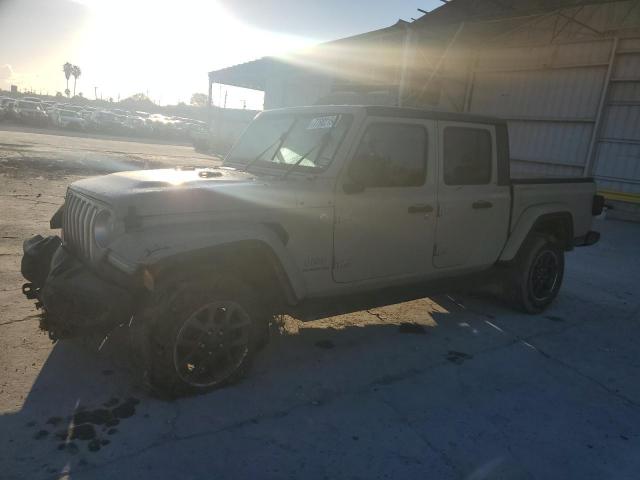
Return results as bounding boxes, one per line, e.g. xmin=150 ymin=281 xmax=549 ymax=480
xmin=237 ymin=136 xmax=281 ymax=173
xmin=281 ymin=132 xmax=331 ymax=180
xmin=239 ymin=119 xmax=297 ymax=173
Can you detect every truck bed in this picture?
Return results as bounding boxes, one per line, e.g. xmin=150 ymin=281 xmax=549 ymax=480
xmin=510 ymin=176 xmax=597 ymax=242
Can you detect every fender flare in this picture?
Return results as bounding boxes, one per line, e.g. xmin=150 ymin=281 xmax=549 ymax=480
xmin=106 ymin=222 xmax=307 ymax=302
xmin=499 ymin=204 xmax=573 ymax=262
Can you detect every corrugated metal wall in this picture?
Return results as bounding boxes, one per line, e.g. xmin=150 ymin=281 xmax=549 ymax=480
xmin=468 ymin=37 xmax=612 ymax=177
xmin=594 ymin=37 xmax=640 ymax=196
xmin=426 ymin=0 xmax=640 ymax=206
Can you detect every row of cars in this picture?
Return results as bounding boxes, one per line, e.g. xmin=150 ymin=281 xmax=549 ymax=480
xmin=0 ymin=96 xmax=209 ymax=142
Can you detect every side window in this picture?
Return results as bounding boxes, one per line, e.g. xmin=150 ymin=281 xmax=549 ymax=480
xmin=349 ymin=123 xmax=427 ymax=188
xmin=443 ymin=127 xmax=492 ymax=185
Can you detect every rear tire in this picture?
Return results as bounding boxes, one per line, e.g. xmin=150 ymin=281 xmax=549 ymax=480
xmin=508 ymin=234 xmax=564 ymax=314
xmin=147 ymin=274 xmax=270 ymax=397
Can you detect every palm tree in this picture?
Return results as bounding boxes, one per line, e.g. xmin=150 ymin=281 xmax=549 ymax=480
xmin=62 ymin=62 xmax=73 ymax=97
xmin=71 ymin=65 xmax=82 ymax=97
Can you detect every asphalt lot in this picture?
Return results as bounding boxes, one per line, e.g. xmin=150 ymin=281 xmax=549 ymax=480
xmin=1 ymin=128 xmax=639 ymax=480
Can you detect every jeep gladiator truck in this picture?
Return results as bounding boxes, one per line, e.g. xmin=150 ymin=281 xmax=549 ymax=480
xmin=21 ymin=105 xmax=603 ymax=395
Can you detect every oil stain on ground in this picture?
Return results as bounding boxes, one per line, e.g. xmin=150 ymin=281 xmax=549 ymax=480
xmin=28 ymin=397 xmax=141 ymax=454
xmin=446 ymin=350 xmax=473 ymax=365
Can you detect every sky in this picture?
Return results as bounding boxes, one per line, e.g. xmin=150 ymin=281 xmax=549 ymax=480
xmin=0 ymin=0 xmax=441 ymax=108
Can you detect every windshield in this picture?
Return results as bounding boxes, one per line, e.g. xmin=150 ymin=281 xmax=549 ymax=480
xmin=225 ymin=112 xmax=352 ymax=172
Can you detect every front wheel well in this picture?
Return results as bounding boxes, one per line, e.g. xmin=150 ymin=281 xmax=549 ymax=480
xmin=147 ymin=241 xmax=296 ymax=311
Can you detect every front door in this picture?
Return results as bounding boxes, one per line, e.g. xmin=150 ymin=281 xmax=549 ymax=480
xmin=433 ymin=122 xmax=510 ymax=269
xmin=333 ymin=118 xmax=437 ymax=283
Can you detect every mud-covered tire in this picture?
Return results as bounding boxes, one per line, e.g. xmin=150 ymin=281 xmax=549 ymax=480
xmin=147 ymin=275 xmax=269 ymax=397
xmin=508 ymin=234 xmax=565 ymax=314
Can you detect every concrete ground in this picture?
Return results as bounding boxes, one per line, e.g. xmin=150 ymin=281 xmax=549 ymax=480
xmin=1 ymin=129 xmax=639 ymax=480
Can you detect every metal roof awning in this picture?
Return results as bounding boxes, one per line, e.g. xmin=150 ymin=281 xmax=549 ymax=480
xmin=209 ymin=57 xmax=278 ymax=91
xmin=208 ymin=21 xmax=409 ymax=91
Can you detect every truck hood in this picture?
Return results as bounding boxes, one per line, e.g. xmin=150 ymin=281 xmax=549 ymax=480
xmin=70 ymin=167 xmax=298 ymax=217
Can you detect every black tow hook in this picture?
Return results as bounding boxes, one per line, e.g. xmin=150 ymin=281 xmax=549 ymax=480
xmin=22 ymin=282 xmax=40 ymax=300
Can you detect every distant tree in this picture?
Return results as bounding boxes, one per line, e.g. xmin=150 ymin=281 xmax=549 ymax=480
xmin=128 ymin=93 xmax=153 ymax=102
xmin=71 ymin=65 xmax=81 ymax=97
xmin=190 ymin=93 xmax=208 ymax=106
xmin=64 ymin=88 xmax=70 ymax=97
xmin=62 ymin=62 xmax=73 ymax=97
xmin=55 ymin=91 xmax=63 ymax=98
xmin=119 ymin=93 xmax=157 ymax=111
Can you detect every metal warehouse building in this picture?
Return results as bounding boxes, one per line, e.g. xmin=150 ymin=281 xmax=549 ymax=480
xmin=209 ymin=0 xmax=640 ymax=219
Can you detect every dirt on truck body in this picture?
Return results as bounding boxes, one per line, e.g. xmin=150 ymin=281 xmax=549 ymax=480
xmin=21 ymin=105 xmax=603 ymax=397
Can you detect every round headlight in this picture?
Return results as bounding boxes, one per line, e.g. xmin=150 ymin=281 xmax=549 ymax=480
xmin=94 ymin=210 xmax=113 ymax=248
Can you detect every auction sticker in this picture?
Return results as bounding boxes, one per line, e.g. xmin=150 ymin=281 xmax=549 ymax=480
xmin=307 ymin=115 xmax=337 ymax=129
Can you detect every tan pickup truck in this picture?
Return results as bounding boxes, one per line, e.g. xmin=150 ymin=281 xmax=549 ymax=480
xmin=21 ymin=105 xmax=603 ymax=396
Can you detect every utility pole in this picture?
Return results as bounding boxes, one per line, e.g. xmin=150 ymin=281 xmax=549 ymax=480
xmin=94 ymin=86 xmax=98 ymax=100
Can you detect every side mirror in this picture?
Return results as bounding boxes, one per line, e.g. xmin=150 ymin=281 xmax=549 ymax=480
xmin=343 ymin=182 xmax=365 ymax=195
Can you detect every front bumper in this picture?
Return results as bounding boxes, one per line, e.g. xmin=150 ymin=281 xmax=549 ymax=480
xmin=21 ymin=235 xmax=134 ymax=340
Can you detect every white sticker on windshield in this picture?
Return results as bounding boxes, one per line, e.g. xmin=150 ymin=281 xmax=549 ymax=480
xmin=307 ymin=115 xmax=337 ymax=130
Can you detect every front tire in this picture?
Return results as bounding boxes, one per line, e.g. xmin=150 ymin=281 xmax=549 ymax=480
xmin=148 ymin=275 xmax=269 ymax=397
xmin=509 ymin=234 xmax=564 ymax=314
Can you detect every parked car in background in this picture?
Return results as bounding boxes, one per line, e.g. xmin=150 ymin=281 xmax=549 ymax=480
xmin=42 ymin=100 xmax=57 ymax=111
xmin=123 ymin=114 xmax=152 ymax=136
xmin=22 ymin=96 xmax=42 ymax=104
xmin=3 ymin=99 xmax=17 ymax=120
xmin=113 ymin=114 xmax=128 ymax=131
xmin=43 ymin=102 xmax=61 ymax=114
xmin=50 ymin=109 xmax=87 ymax=130
xmin=14 ymin=100 xmax=48 ymax=125
xmin=88 ymin=110 xmax=125 ymax=132
xmin=146 ymin=113 xmax=172 ymax=137
xmin=80 ymin=106 xmax=96 ymax=121
xmin=1 ymin=97 xmax=16 ymax=112
xmin=63 ymin=105 xmax=86 ymax=115
xmin=189 ymin=120 xmax=210 ymax=150
xmin=0 ymin=97 xmax=205 ymax=141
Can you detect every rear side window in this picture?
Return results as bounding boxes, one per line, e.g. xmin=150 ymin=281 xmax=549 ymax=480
xmin=443 ymin=127 xmax=492 ymax=185
xmin=349 ymin=123 xmax=427 ymax=188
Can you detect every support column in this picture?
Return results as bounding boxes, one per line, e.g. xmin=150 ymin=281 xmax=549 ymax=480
xmin=584 ymin=37 xmax=618 ymax=177
xmin=207 ymin=73 xmax=214 ymax=129
xmin=462 ymin=49 xmax=480 ymax=113
xmin=398 ymin=23 xmax=413 ymax=107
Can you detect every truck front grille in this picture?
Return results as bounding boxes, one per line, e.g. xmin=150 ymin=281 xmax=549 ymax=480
xmin=63 ymin=190 xmax=100 ymax=260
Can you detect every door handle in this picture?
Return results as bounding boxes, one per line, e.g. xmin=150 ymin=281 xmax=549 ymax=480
xmin=408 ymin=204 xmax=434 ymax=214
xmin=472 ymin=200 xmax=493 ymax=210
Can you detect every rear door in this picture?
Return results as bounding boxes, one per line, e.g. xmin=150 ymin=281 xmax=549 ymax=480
xmin=434 ymin=122 xmax=510 ymax=269
xmin=333 ymin=118 xmax=437 ymax=283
